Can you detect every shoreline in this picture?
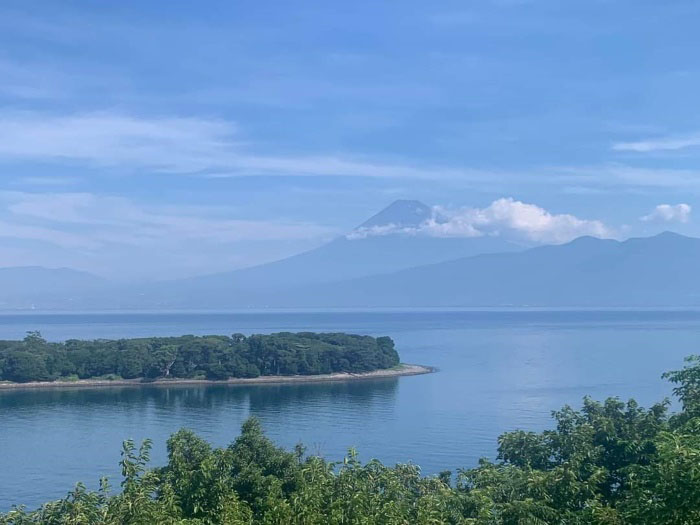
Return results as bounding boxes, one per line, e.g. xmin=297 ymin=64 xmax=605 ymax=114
xmin=0 ymin=364 xmax=434 ymax=391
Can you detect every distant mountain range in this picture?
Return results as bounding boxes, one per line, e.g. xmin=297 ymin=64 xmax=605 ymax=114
xmin=1 ymin=201 xmax=699 ymax=309
xmin=288 ymin=231 xmax=700 ymax=307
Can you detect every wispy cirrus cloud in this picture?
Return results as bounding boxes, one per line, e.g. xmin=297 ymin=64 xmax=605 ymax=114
xmin=0 ymin=220 xmax=99 ymax=249
xmin=0 ymin=190 xmax=338 ymax=279
xmin=0 ymin=113 xmax=239 ymax=174
xmin=6 ymin=111 xmax=700 ymax=195
xmin=0 ymin=191 xmax=334 ymax=246
xmin=5 ymin=111 xmax=700 ymax=195
xmin=612 ymin=134 xmax=700 ymax=152
xmin=0 ymin=112 xmax=493 ymax=180
xmin=13 ymin=176 xmax=80 ymax=186
xmin=555 ymin=164 xmax=700 ymax=191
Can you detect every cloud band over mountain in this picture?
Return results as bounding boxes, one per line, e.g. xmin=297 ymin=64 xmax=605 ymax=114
xmin=348 ymin=198 xmax=612 ymax=244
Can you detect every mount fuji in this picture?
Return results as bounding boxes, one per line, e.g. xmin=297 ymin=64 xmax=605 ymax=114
xmin=122 ymin=200 xmax=520 ymax=308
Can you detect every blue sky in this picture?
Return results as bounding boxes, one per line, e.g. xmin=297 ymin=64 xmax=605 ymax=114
xmin=0 ymin=0 xmax=699 ymax=279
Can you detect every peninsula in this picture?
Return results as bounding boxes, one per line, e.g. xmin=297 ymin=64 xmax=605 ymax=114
xmin=0 ymin=331 xmax=432 ymax=389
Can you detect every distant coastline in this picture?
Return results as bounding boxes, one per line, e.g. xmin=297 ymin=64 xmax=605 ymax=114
xmin=0 ymin=363 xmax=434 ymax=391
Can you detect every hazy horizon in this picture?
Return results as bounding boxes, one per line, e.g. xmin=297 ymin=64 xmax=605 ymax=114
xmin=0 ymin=199 xmax=692 ymax=283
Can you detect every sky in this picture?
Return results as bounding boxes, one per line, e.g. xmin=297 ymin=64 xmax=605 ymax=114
xmin=1 ymin=0 xmax=699 ymax=280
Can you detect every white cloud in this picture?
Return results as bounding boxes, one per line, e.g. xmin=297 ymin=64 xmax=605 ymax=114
xmin=346 ymin=223 xmax=425 ymax=240
xmin=348 ymin=198 xmax=612 ymax=244
xmin=640 ymin=203 xmax=692 ymax=223
xmin=613 ymin=134 xmax=700 ymax=152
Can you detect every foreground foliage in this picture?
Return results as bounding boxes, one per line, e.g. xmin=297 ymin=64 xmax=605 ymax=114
xmin=3 ymin=356 xmax=700 ymax=524
xmin=0 ymin=331 xmax=400 ymax=383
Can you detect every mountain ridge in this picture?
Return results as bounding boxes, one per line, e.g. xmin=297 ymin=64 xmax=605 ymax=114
xmin=0 ymin=198 xmax=695 ymax=309
xmin=357 ymin=199 xmax=433 ymax=230
xmin=283 ymin=231 xmax=700 ymax=307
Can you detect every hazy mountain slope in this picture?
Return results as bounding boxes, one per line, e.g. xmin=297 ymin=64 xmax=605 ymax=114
xmin=169 ymin=234 xmax=519 ymax=289
xmin=177 ymin=199 xmax=518 ymax=286
xmin=357 ymin=199 xmax=432 ymax=229
xmin=122 ymin=200 xmax=519 ymax=307
xmin=0 ymin=200 xmax=521 ymax=309
xmin=289 ymin=232 xmax=700 ymax=307
xmin=8 ymin=207 xmax=697 ymax=310
xmin=0 ymin=267 xmax=107 ymax=309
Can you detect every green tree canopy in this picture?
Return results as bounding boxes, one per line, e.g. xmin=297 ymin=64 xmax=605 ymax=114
xmin=0 ymin=332 xmax=400 ymax=383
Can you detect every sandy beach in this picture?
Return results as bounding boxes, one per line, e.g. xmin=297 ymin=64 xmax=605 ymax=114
xmin=0 ymin=363 xmax=434 ymax=391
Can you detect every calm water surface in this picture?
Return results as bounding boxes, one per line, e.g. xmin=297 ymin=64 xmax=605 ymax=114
xmin=1 ymin=309 xmax=698 ymax=510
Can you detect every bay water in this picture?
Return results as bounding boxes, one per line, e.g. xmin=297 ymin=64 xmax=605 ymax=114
xmin=1 ymin=309 xmax=698 ymax=510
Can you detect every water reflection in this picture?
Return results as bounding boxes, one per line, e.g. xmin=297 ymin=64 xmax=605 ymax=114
xmin=246 ymin=378 xmax=398 ymax=410
xmin=0 ymin=377 xmax=398 ymax=412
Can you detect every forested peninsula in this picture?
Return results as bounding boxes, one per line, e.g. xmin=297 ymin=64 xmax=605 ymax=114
xmin=0 ymin=331 xmax=408 ymax=386
xmin=3 ymin=357 xmax=700 ymax=523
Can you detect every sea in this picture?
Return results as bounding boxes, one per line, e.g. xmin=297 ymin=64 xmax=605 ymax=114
xmin=0 ymin=308 xmax=698 ymax=510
